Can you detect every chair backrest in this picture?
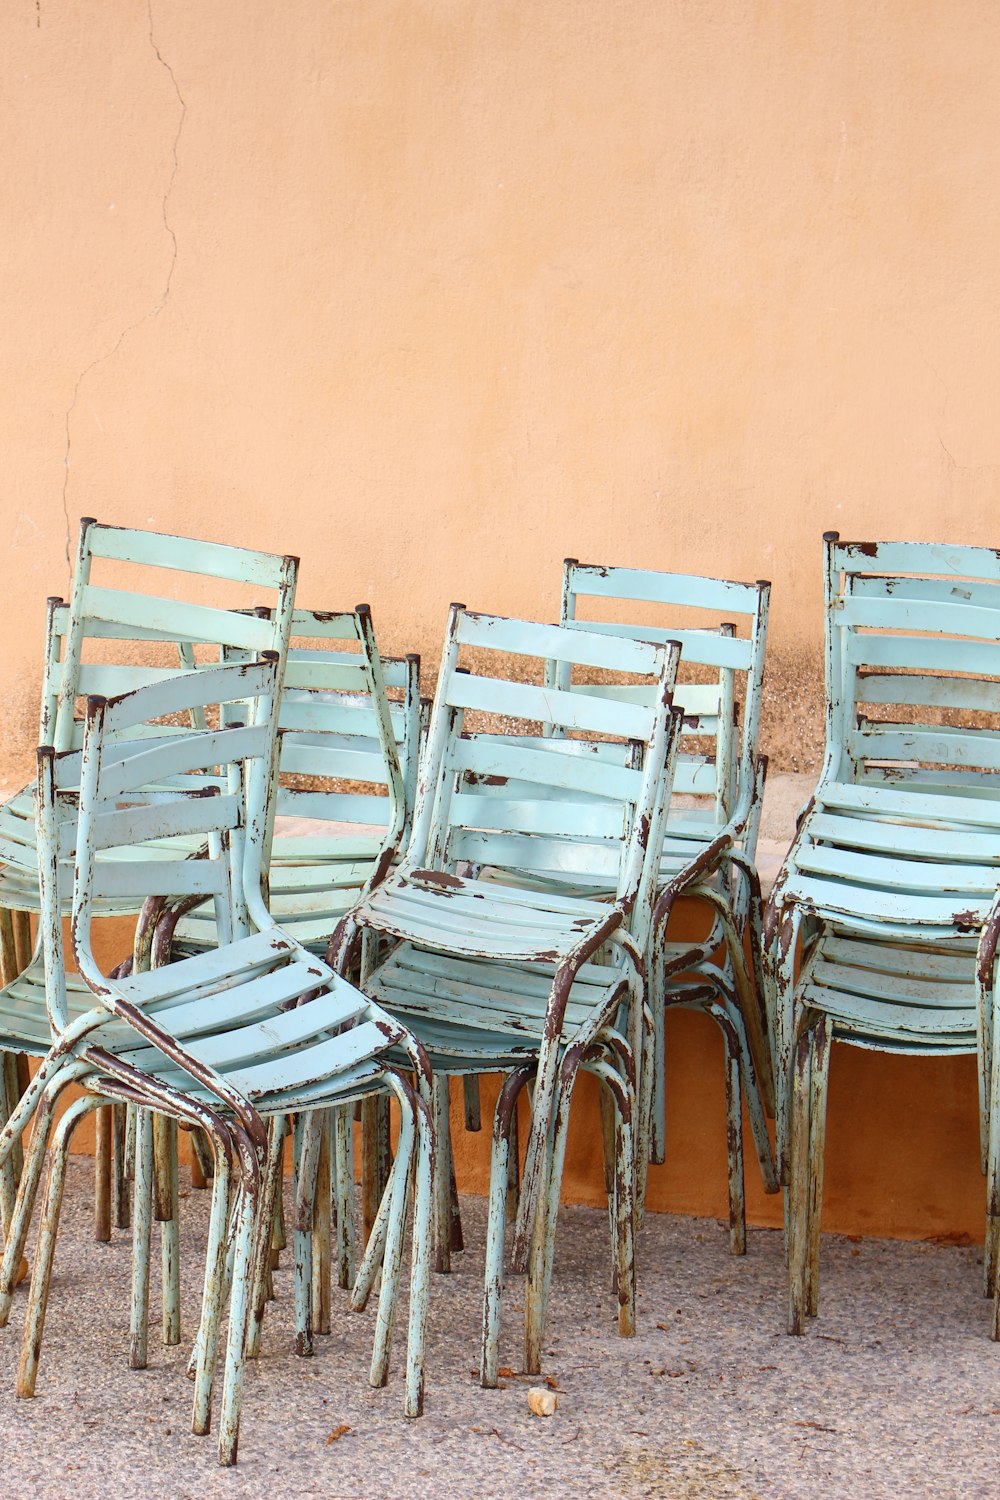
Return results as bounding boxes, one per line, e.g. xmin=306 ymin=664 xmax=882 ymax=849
xmin=409 ymin=608 xmax=682 ymax=937
xmin=555 ymin=561 xmax=769 ymax=838
xmin=37 ymin=656 xmax=281 ymax=1029
xmin=48 ymin=518 xmax=298 ymax=752
xmin=823 ymin=535 xmax=1000 ymax=794
xmin=252 ymin=606 xmax=420 ymax=853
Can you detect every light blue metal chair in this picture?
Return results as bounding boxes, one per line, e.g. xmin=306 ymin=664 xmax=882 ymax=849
xmin=328 ymin=608 xmax=682 ymax=1384
xmin=766 ymin=535 xmax=1000 ymax=1334
xmin=551 ymin=560 xmax=776 ymax=1251
xmin=0 ymin=520 xmax=299 ymax=1255
xmin=0 ymin=655 xmax=433 ymax=1465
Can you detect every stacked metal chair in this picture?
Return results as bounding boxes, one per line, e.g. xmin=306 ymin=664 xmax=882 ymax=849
xmin=327 ymin=607 xmax=683 ymax=1383
xmin=1 ymin=654 xmax=433 ymax=1464
xmin=543 ymin=561 xmax=776 ymax=1250
xmin=766 ymin=536 xmax=1000 ymax=1334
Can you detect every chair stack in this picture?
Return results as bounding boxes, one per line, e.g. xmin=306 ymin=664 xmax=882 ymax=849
xmin=4 ymin=514 xmax=1000 ymax=1471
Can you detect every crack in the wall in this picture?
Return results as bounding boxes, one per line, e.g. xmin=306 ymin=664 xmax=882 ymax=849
xmin=59 ymin=0 xmax=187 ymax=579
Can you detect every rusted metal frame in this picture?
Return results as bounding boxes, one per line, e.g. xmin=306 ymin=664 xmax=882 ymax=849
xmin=246 ymin=1113 xmax=288 ymax=1361
xmin=686 ymin=878 xmax=774 ymax=1115
xmin=805 ymin=1014 xmax=832 ymax=1318
xmin=523 ymin=1034 xmax=637 ymax=1376
xmin=94 ymin=1062 xmax=261 ymax=1467
xmin=311 ymin=1108 xmax=333 ymax=1335
xmin=0 ymin=1065 xmax=88 ymax=1326
xmin=767 ymin=902 xmax=806 ymax=1186
xmin=785 ymin=1020 xmax=813 ymax=1336
xmin=333 ymin=1101 xmax=356 ymax=1290
xmin=480 ymin=1062 xmax=536 ymax=1387
xmin=16 ymin=1092 xmax=106 ymax=1399
xmin=509 ymin=909 xmax=626 ymax=1272
xmin=976 ymin=890 xmax=1000 ymax=1189
xmin=292 ymin=1108 xmax=321 ymax=1356
xmin=522 ymin=1013 xmax=638 ymax=1370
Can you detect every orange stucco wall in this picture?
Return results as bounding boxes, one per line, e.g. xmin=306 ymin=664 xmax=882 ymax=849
xmin=4 ymin=1 xmax=1000 ymax=1238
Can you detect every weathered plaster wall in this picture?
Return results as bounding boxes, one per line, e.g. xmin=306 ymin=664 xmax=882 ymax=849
xmin=4 ymin=1 xmax=1000 ymax=1236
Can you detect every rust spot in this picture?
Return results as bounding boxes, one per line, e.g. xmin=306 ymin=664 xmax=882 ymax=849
xmin=854 ymin=541 xmax=879 ymax=558
xmin=413 ymin=868 xmax=464 ymax=889
xmin=954 ymin=909 xmax=983 ymax=933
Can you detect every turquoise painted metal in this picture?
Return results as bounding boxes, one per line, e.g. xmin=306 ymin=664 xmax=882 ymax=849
xmin=0 ymin=654 xmax=433 ymax=1465
xmin=555 ymin=561 xmax=777 ymax=1251
xmin=328 ymin=606 xmax=682 ymax=1384
xmin=766 ymin=535 xmax=1000 ymax=1335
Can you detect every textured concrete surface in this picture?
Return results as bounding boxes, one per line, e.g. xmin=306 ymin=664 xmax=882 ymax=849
xmin=1 ymin=1159 xmax=997 ymax=1498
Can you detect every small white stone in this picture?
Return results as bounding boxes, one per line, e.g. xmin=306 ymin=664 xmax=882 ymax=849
xmin=527 ymin=1386 xmax=557 ymax=1417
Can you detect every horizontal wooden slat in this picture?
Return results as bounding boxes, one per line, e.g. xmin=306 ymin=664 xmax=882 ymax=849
xmin=448 ymin=735 xmax=643 ymax=803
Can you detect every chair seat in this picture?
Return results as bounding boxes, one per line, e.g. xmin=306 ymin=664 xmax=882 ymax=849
xmin=354 ymin=866 xmax=620 ymax=965
xmin=776 ymin=780 xmax=1000 ymax=937
xmin=796 ymin=928 xmax=977 ymax=1051
xmin=363 ymin=942 xmax=631 ymax=1078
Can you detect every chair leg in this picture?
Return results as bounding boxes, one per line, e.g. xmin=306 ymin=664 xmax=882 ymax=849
xmin=524 ymin=1073 xmax=574 ymax=1376
xmin=786 ymin=1027 xmax=812 ymax=1336
xmin=293 ymin=1112 xmax=319 ymax=1358
xmin=723 ymin=1028 xmax=747 ymax=1256
xmin=17 ymin=1095 xmax=103 ymax=1398
xmin=367 ymin=1084 xmax=416 ymax=1392
xmin=805 ymin=1017 xmax=832 ymax=1319
xmin=505 ymin=1095 xmax=520 ymax=1223
xmin=248 ymin=1116 xmax=288 ymax=1360
xmin=463 ymin=1074 xmax=481 ymax=1131
xmin=217 ymin=1183 xmax=260 ymax=1466
xmin=94 ymin=1105 xmax=113 ymax=1243
xmin=160 ymin=1117 xmax=181 ymax=1345
xmin=191 ymin=1147 xmax=234 ymax=1436
xmin=0 ymin=1085 xmax=60 ymax=1324
xmin=112 ymin=1103 xmax=130 ymax=1229
xmin=311 ymin=1110 xmax=333 ymax=1336
xmin=129 ymin=1108 xmax=156 ymax=1369
xmin=481 ymin=1067 xmax=533 ymax=1388
xmin=431 ymin=1077 xmax=452 ymax=1273
xmin=332 ymin=1101 xmax=355 ymax=1291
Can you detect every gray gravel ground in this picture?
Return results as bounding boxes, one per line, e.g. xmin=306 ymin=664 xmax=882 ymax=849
xmin=1 ymin=1159 xmax=996 ymax=1498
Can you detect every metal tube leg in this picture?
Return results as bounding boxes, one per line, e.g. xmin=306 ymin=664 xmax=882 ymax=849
xmin=129 ymin=1109 xmax=155 ymax=1369
xmin=94 ymin=1105 xmax=112 ymax=1242
xmin=160 ymin=1117 xmax=181 ymax=1345
xmin=431 ymin=1077 xmax=451 ymax=1274
xmin=191 ymin=1148 xmax=234 ymax=1436
xmin=17 ymin=1095 xmax=102 ymax=1398
xmin=368 ymin=1083 xmax=416 ymax=1391
xmin=723 ymin=1032 xmax=746 ymax=1256
xmin=248 ymin=1116 xmax=288 ymax=1360
xmin=217 ymin=1185 xmax=258 ymax=1466
xmin=0 ymin=1087 xmax=59 ymax=1325
xmin=334 ymin=1101 xmax=356 ymax=1290
xmin=805 ymin=1018 xmax=832 ymax=1319
xmin=481 ymin=1067 xmax=533 ymax=1388
xmin=311 ymin=1110 xmax=332 ymax=1336
xmin=786 ymin=1028 xmax=811 ymax=1336
xmin=112 ymin=1103 xmax=130 ymax=1229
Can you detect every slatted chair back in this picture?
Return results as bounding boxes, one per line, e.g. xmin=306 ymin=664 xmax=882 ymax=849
xmin=249 ymin=606 xmax=419 ymax=853
xmin=37 ymin=657 xmax=282 ymax=1031
xmin=824 ymin=535 xmax=1000 ymax=796
xmin=409 ymin=609 xmax=682 ymax=946
xmin=49 ymin=518 xmax=298 ymax=754
xmin=554 ymin=561 xmax=770 ymax=844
